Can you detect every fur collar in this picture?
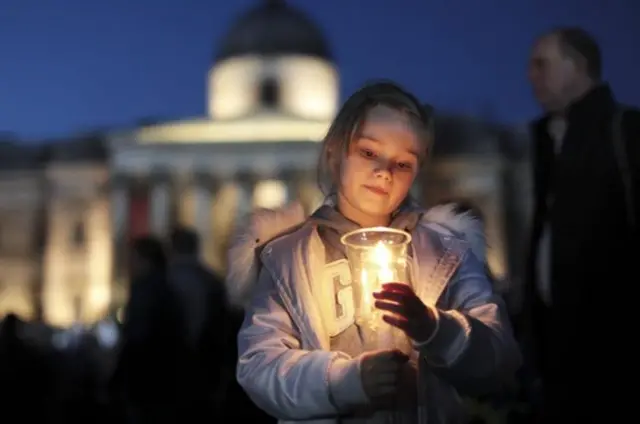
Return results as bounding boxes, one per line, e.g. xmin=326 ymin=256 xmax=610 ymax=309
xmin=225 ymin=202 xmax=486 ymax=309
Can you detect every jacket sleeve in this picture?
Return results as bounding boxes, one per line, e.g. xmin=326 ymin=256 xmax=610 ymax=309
xmin=236 ymin=267 xmax=369 ymax=420
xmin=415 ymin=250 xmax=522 ymax=395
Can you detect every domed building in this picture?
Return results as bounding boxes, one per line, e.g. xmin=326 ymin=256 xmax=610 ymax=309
xmin=0 ymin=0 xmax=531 ymax=327
xmin=210 ymin=0 xmax=337 ymax=121
xmin=68 ymin=0 xmax=338 ymax=325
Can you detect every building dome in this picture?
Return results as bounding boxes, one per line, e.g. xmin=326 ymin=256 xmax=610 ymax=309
xmin=215 ymin=0 xmax=332 ymax=62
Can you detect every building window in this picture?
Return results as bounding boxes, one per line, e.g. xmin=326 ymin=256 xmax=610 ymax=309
xmin=253 ymin=180 xmax=287 ymax=209
xmin=71 ymin=221 xmax=86 ymax=248
xmin=260 ymin=78 xmax=279 ymax=108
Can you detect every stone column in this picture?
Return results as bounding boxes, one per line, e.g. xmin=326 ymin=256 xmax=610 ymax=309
xmin=32 ymin=173 xmax=50 ymax=321
xmin=193 ymin=172 xmax=217 ymax=266
xmin=111 ymin=175 xmax=129 ymax=240
xmin=149 ymin=170 xmax=171 ymax=237
xmin=192 ymin=174 xmax=210 ymax=236
xmin=42 ymin=197 xmax=71 ymax=325
xmin=176 ymin=173 xmax=194 ymax=228
xmin=86 ymin=193 xmax=112 ymax=321
xmin=109 ymin=174 xmax=129 ymax=310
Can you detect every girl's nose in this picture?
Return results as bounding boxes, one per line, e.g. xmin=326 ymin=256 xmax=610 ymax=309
xmin=373 ymin=159 xmax=392 ymax=180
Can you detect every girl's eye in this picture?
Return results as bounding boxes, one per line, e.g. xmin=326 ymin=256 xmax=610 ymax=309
xmin=360 ymin=148 xmax=376 ymax=158
xmin=397 ymin=162 xmax=413 ymax=170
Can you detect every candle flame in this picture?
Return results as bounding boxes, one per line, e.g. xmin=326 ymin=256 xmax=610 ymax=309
xmin=373 ymin=242 xmax=394 ymax=283
xmin=373 ymin=242 xmax=391 ymax=263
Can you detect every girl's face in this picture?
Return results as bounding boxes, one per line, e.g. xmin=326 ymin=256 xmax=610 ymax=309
xmin=337 ymin=105 xmax=423 ymax=227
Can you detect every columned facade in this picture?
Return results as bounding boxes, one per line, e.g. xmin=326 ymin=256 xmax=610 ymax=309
xmin=191 ymin=172 xmax=218 ymax=267
xmin=149 ymin=170 xmax=171 ymax=237
xmin=103 ymin=166 xmax=311 ymax=307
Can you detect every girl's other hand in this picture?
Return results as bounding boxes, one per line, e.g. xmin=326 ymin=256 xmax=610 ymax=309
xmin=359 ymin=349 xmax=409 ymax=400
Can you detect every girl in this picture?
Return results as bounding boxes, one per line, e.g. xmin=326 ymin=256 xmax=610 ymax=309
xmin=227 ymin=81 xmax=521 ymax=424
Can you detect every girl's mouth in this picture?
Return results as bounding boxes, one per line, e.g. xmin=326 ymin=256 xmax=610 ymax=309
xmin=364 ymin=185 xmax=389 ymax=196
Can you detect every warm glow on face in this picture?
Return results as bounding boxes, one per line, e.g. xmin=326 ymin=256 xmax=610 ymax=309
xmin=338 ymin=106 xmax=422 ymax=226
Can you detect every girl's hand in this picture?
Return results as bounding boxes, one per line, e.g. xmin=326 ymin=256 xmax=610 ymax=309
xmin=373 ymin=282 xmax=437 ymax=343
xmin=359 ymin=349 xmax=409 ymax=400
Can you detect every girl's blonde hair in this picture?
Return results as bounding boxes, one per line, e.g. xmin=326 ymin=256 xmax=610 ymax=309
xmin=317 ymin=80 xmax=434 ymax=194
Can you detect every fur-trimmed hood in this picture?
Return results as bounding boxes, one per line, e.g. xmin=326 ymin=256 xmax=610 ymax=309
xmin=225 ymin=202 xmax=486 ymax=309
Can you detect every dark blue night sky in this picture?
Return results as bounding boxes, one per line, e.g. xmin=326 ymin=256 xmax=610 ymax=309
xmin=1 ymin=0 xmax=638 ymax=141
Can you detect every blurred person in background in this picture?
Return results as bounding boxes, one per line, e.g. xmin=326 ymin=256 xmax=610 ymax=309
xmin=167 ymin=227 xmax=229 ymax=420
xmin=0 ymin=313 xmax=53 ymax=423
xmin=111 ymin=236 xmax=184 ymax=424
xmin=522 ymin=27 xmax=640 ymax=421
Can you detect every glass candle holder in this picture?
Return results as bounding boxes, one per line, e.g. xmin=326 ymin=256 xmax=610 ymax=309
xmin=341 ymin=227 xmax=412 ymax=331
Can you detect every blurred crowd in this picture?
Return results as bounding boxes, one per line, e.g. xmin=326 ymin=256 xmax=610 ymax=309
xmin=0 ymin=227 xmax=275 ymax=424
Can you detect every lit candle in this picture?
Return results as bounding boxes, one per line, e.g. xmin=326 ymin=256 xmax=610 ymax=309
xmin=356 ymin=242 xmax=395 ymax=323
xmin=341 ymin=227 xmax=411 ymax=330
xmin=373 ymin=242 xmax=394 ymax=283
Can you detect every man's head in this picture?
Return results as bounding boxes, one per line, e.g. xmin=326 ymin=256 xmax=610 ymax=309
xmin=169 ymin=226 xmax=200 ymax=258
xmin=528 ymin=27 xmax=602 ymax=113
xmin=130 ymin=236 xmax=167 ymax=278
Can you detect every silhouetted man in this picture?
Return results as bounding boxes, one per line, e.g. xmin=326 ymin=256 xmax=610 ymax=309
xmin=167 ymin=227 xmax=229 ymax=419
xmin=114 ymin=236 xmax=184 ymax=424
xmin=523 ymin=27 xmax=639 ymax=421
